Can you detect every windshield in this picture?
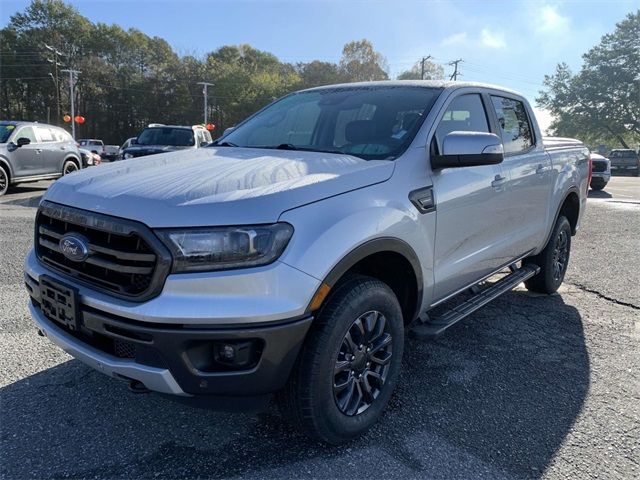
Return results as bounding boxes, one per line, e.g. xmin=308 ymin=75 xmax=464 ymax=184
xmin=610 ymin=150 xmax=637 ymax=158
xmin=220 ymin=85 xmax=443 ymax=160
xmin=136 ymin=127 xmax=195 ymax=147
xmin=0 ymin=124 xmax=17 ymax=143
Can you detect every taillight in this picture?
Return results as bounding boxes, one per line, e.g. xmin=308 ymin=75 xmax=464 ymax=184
xmin=587 ymin=154 xmax=593 ymax=193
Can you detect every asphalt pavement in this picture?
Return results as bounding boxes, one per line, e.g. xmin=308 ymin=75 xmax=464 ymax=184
xmin=0 ymin=176 xmax=638 ymax=480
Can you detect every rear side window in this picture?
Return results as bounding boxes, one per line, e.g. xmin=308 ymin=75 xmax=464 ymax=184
xmin=435 ymin=94 xmax=490 ymax=150
xmin=35 ymin=126 xmax=55 ymax=142
xmin=490 ymin=96 xmax=534 ymax=154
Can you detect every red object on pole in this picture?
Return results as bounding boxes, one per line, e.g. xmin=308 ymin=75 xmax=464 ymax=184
xmin=63 ymin=114 xmax=71 ymax=123
xmin=206 ymin=123 xmax=215 ymax=131
xmin=74 ymin=115 xmax=85 ymax=124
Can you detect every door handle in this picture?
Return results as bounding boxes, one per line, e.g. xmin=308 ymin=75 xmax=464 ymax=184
xmin=491 ymin=175 xmax=507 ymax=189
xmin=35 ymin=149 xmax=42 ymax=154
xmin=535 ymin=164 xmax=547 ymax=175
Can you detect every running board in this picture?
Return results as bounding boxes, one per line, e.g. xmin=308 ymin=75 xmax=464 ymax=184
xmin=409 ymin=264 xmax=540 ymax=339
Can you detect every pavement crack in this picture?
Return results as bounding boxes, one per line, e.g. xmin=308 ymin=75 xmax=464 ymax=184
xmin=567 ymin=282 xmax=640 ymax=311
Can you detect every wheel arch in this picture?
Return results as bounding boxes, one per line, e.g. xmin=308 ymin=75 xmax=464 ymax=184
xmin=541 ymin=187 xmax=581 ymax=250
xmin=0 ymin=157 xmax=12 ymax=179
xmin=64 ymin=154 xmax=81 ymax=169
xmin=307 ymin=237 xmax=423 ymax=325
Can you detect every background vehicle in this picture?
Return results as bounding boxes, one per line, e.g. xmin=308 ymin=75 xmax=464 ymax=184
xmin=102 ymin=145 xmax=119 ymax=162
xmin=0 ymin=121 xmax=82 ymax=196
xmin=121 ymin=125 xmax=212 ymax=159
xmin=117 ymin=137 xmax=136 ymax=160
xmin=25 ymin=82 xmax=589 ymax=443
xmin=609 ymin=149 xmax=639 ymax=176
xmin=77 ymin=138 xmax=105 ymax=157
xmin=590 ymin=153 xmax=610 ymax=190
xmin=79 ymin=148 xmax=101 ymax=168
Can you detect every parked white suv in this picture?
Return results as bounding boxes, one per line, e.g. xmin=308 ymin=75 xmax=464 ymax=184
xmin=25 ymin=81 xmax=589 ymax=443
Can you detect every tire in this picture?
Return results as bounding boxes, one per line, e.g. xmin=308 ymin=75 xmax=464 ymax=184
xmin=0 ymin=165 xmax=9 ymax=196
xmin=590 ymin=183 xmax=605 ymax=191
xmin=62 ymin=159 xmax=79 ymax=176
xmin=279 ymin=274 xmax=404 ymax=444
xmin=524 ymin=215 xmax=572 ymax=294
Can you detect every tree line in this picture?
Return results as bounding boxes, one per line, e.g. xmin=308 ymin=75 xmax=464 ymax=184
xmin=0 ymin=0 xmax=443 ymax=144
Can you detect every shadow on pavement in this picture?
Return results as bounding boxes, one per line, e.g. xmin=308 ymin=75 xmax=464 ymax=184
xmin=0 ymin=291 xmax=588 ymax=479
xmin=588 ymin=189 xmax=612 ymax=199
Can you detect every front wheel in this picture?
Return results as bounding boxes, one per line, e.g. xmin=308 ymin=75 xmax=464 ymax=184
xmin=0 ymin=166 xmax=9 ymax=196
xmin=524 ymin=215 xmax=572 ymax=294
xmin=279 ymin=275 xmax=404 ymax=444
xmin=590 ymin=183 xmax=605 ymax=191
xmin=62 ymin=160 xmax=79 ymax=176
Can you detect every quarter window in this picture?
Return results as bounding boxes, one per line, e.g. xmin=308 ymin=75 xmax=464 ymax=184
xmin=490 ymin=96 xmax=534 ymax=154
xmin=435 ymin=94 xmax=490 ymax=151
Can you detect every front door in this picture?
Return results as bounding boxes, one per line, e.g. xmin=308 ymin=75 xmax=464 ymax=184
xmin=9 ymin=126 xmax=43 ymax=177
xmin=430 ymin=92 xmax=510 ymax=302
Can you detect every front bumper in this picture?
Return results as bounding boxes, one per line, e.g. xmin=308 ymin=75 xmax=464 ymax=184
xmin=25 ymin=249 xmax=316 ymax=398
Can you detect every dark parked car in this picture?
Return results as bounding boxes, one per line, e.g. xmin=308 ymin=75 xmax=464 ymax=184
xmin=0 ymin=121 xmax=82 ymax=196
xmin=609 ymin=149 xmax=639 ymax=176
xmin=121 ymin=125 xmax=212 ymax=159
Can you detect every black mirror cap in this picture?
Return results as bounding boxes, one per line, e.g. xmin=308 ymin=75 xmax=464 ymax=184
xmin=431 ymin=152 xmax=504 ymax=170
xmin=16 ymin=137 xmax=31 ymax=147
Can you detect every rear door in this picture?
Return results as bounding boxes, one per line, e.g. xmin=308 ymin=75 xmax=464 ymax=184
xmin=430 ymin=92 xmax=510 ymax=301
xmin=9 ymin=126 xmax=42 ymax=177
xmin=33 ymin=126 xmax=60 ymax=175
xmin=489 ymin=95 xmax=552 ymax=256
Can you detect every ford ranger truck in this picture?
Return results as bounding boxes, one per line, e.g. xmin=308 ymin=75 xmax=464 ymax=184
xmin=25 ymin=81 xmax=590 ymax=444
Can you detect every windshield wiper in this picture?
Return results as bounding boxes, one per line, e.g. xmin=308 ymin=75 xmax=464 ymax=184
xmin=210 ymin=141 xmax=238 ymax=147
xmin=258 ymin=144 xmax=345 ymax=155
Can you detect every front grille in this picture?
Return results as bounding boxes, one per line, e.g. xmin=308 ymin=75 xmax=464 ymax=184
xmin=114 ymin=338 xmax=136 ymax=358
xmin=592 ymin=161 xmax=607 ymax=173
xmin=35 ymin=201 xmax=171 ymax=301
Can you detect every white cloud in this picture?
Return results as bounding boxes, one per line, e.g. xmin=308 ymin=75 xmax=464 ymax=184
xmin=480 ymin=28 xmax=506 ymax=49
xmin=535 ymin=5 xmax=570 ymax=35
xmin=441 ymin=32 xmax=468 ymax=46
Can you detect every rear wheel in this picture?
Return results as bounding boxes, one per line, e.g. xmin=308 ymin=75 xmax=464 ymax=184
xmin=279 ymin=275 xmax=404 ymax=444
xmin=524 ymin=215 xmax=572 ymax=294
xmin=0 ymin=165 xmax=9 ymax=196
xmin=62 ymin=159 xmax=79 ymax=176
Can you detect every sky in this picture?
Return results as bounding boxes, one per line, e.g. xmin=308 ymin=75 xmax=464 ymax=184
xmin=1 ymin=0 xmax=638 ymax=133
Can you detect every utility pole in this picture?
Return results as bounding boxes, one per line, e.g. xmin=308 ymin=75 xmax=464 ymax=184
xmin=448 ymin=59 xmax=463 ymax=81
xmin=197 ymin=82 xmax=214 ymax=124
xmin=420 ymin=55 xmax=432 ymax=80
xmin=61 ymin=69 xmax=81 ymax=139
xmin=44 ymin=44 xmax=65 ymax=124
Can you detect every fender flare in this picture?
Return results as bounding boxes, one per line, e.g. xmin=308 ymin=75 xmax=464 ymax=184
xmin=541 ymin=186 xmax=581 ymax=249
xmin=309 ymin=237 xmax=424 ymax=320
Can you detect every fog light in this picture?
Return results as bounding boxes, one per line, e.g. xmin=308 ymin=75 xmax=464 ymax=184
xmin=213 ymin=340 xmax=256 ymax=368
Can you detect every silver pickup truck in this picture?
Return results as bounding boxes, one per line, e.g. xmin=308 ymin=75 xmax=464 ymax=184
xmin=25 ymin=81 xmax=590 ymax=443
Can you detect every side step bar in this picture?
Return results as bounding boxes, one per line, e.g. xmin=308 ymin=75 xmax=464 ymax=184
xmin=409 ymin=264 xmax=540 ymax=339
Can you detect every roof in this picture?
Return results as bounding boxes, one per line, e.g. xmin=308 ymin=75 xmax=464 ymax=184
xmin=144 ymin=124 xmax=207 ymax=130
xmin=301 ymin=80 xmax=524 ymax=97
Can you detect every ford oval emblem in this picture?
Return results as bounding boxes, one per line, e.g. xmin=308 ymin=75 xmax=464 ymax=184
xmin=59 ymin=234 xmax=89 ymax=262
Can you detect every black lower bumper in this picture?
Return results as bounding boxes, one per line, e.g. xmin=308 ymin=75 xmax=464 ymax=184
xmin=27 ymin=275 xmax=312 ymax=397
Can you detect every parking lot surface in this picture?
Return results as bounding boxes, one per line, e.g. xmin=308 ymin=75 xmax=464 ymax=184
xmin=1 ymin=177 xmax=638 ymax=479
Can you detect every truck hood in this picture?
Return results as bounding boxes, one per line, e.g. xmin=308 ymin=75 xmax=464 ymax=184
xmin=44 ymin=147 xmax=394 ymax=227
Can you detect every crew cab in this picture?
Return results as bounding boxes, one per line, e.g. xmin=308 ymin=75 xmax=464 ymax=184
xmin=609 ymin=149 xmax=639 ymax=176
xmin=24 ymin=81 xmax=589 ymax=443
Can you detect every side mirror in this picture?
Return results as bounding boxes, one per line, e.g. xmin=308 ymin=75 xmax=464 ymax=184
xmin=431 ymin=132 xmax=503 ymax=169
xmin=200 ymin=141 xmax=209 ymax=147
xmin=130 ymin=138 xmax=137 ymax=145
xmin=16 ymin=137 xmax=31 ymax=148
xmin=223 ymin=127 xmax=235 ymax=136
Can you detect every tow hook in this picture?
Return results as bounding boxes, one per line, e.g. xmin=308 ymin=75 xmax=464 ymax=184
xmin=128 ymin=380 xmax=151 ymax=394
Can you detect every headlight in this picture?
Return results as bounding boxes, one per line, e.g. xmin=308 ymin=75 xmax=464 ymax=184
xmin=124 ymin=153 xmax=133 ymax=159
xmin=156 ymin=223 xmax=294 ymax=273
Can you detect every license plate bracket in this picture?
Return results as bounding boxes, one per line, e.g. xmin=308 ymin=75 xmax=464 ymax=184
xmin=40 ymin=275 xmax=79 ymax=330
